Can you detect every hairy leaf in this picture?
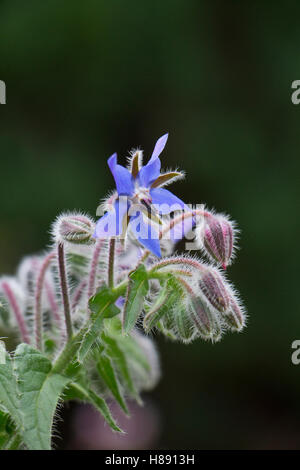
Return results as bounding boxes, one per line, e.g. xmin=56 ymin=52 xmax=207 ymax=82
xmin=67 ymin=382 xmax=123 ymax=433
xmin=0 ymin=344 xmax=70 ymax=450
xmin=123 ymin=264 xmax=149 ymax=334
xmin=14 ymin=344 xmax=69 ymax=450
xmin=79 ymin=286 xmax=120 ymax=361
xmin=96 ymin=353 xmax=128 ymax=414
xmin=0 ymin=352 xmax=20 ymax=428
xmin=101 ymin=332 xmax=141 ymax=403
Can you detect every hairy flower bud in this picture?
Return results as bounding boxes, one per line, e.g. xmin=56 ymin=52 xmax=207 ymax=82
xmin=200 ymin=213 xmax=235 ymax=269
xmin=52 ymin=212 xmax=95 ymax=245
xmin=173 ymin=303 xmax=197 ymax=343
xmin=189 ymin=294 xmax=221 ymax=341
xmin=198 ymin=268 xmax=230 ymax=313
xmin=223 ymin=296 xmax=246 ymax=332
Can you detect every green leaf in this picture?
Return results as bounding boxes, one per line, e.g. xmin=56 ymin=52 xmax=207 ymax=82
xmin=96 ymin=353 xmax=128 ymax=414
xmin=110 ymin=318 xmax=151 ymax=372
xmin=14 ymin=344 xmax=70 ymax=450
xmin=0 ymin=352 xmax=21 ymax=428
xmin=79 ymin=286 xmax=120 ymax=362
xmin=67 ymin=382 xmax=123 ymax=433
xmin=101 ymin=333 xmax=141 ymax=404
xmin=143 ymin=276 xmax=183 ymax=332
xmin=0 ymin=408 xmax=14 ymax=449
xmin=123 ymin=264 xmax=149 ymax=334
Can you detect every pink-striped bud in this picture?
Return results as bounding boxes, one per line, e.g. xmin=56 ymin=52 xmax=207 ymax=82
xmin=223 ymin=297 xmax=246 ymax=331
xmin=189 ymin=294 xmax=221 ymax=341
xmin=198 ymin=268 xmax=230 ymax=313
xmin=52 ymin=212 xmax=95 ymax=245
xmin=201 ymin=214 xmax=235 ymax=269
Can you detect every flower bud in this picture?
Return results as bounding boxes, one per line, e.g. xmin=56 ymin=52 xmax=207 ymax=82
xmin=173 ymin=303 xmax=196 ymax=343
xmin=189 ymin=294 xmax=221 ymax=341
xmin=200 ymin=214 xmax=235 ymax=269
xmin=198 ymin=268 xmax=230 ymax=313
xmin=52 ymin=212 xmax=95 ymax=245
xmin=158 ymin=312 xmax=174 ymax=338
xmin=223 ymin=297 xmax=246 ymax=332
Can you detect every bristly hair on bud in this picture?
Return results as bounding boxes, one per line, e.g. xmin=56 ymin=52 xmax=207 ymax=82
xmin=222 ymin=283 xmax=247 ymax=332
xmin=198 ymin=266 xmax=230 ymax=313
xmin=51 ymin=211 xmax=96 ymax=246
xmin=196 ymin=210 xmax=238 ymax=269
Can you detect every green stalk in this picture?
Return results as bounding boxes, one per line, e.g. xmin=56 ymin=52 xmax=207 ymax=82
xmin=108 ymin=238 xmax=116 ymax=289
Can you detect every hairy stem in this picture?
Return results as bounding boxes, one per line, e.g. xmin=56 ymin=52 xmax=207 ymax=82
xmin=1 ymin=281 xmax=30 ymax=344
xmin=149 ymin=257 xmax=206 ymax=273
xmin=159 ymin=208 xmax=209 ymax=240
xmin=34 ymin=252 xmax=55 ymax=351
xmin=57 ymin=243 xmax=73 ymax=341
xmin=52 ymin=328 xmax=86 ymax=374
xmin=108 ymin=238 xmax=116 ymax=289
xmin=88 ymin=239 xmax=104 ymax=300
xmin=45 ymin=279 xmax=61 ymax=327
xmin=72 ymin=280 xmax=87 ymax=313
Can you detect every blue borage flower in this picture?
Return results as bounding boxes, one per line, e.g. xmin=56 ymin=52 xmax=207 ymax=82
xmin=93 ymin=134 xmax=187 ymax=257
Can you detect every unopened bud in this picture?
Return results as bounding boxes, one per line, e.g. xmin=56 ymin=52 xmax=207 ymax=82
xmin=200 ymin=214 xmax=235 ymax=269
xmin=173 ymin=303 xmax=196 ymax=343
xmin=198 ymin=268 xmax=230 ymax=313
xmin=52 ymin=213 xmax=95 ymax=245
xmin=223 ymin=297 xmax=246 ymax=331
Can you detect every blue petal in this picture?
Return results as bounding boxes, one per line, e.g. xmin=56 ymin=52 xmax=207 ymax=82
xmin=115 ymin=296 xmax=125 ymax=308
xmin=137 ymin=134 xmax=168 ymax=187
xmin=129 ymin=212 xmax=161 ymax=257
xmin=150 ymin=187 xmax=186 ymax=214
xmin=93 ymin=198 xmax=129 ymax=238
xmin=150 ymin=133 xmax=169 ymax=162
xmin=108 ymin=153 xmax=134 ymax=196
xmin=138 ymin=158 xmax=161 ymax=187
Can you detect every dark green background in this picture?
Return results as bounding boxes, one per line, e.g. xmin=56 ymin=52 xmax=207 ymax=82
xmin=1 ymin=0 xmax=299 ymax=449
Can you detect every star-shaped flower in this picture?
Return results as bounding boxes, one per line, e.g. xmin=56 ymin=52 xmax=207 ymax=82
xmin=93 ymin=133 xmax=187 ymax=257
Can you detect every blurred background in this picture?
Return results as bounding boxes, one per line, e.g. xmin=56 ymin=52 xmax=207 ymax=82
xmin=0 ymin=0 xmax=300 ymax=449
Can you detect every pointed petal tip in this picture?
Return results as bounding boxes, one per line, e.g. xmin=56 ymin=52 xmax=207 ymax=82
xmin=150 ymin=133 xmax=169 ymax=162
xmin=107 ymin=152 xmax=117 ymax=166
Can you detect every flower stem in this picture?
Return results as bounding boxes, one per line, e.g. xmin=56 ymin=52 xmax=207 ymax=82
xmin=1 ymin=281 xmax=30 ymax=344
xmin=159 ymin=208 xmax=209 ymax=240
xmin=72 ymin=280 xmax=87 ymax=313
xmin=57 ymin=243 xmax=73 ymax=341
xmin=52 ymin=327 xmax=86 ymax=374
xmin=88 ymin=239 xmax=104 ymax=300
xmin=34 ymin=252 xmax=55 ymax=351
xmin=45 ymin=279 xmax=61 ymax=327
xmin=108 ymin=238 xmax=116 ymax=289
xmin=149 ymin=257 xmax=206 ymax=273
